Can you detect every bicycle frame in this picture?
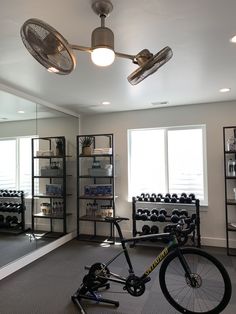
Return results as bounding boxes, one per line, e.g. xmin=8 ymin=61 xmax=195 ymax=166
xmin=91 ymin=220 xmax=180 ymax=286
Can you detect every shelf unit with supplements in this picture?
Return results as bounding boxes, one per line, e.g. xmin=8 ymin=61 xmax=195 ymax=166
xmin=132 ymin=192 xmax=201 ymax=248
xmin=223 ymin=126 xmax=236 ymax=256
xmin=77 ymin=133 xmax=116 ymax=243
xmin=0 ymin=189 xmax=26 ymax=234
xmin=31 ymin=136 xmax=71 ymax=238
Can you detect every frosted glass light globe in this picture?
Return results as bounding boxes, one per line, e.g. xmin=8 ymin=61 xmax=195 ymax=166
xmin=91 ymin=47 xmax=115 ymax=67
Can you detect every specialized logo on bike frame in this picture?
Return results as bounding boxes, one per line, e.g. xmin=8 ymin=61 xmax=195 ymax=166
xmin=144 ymin=247 xmax=169 ymax=275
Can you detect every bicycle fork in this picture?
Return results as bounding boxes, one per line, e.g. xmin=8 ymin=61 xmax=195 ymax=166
xmin=176 ymin=249 xmax=200 ymax=288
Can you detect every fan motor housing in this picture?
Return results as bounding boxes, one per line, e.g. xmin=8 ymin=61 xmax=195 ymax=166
xmin=91 ymin=26 xmax=114 ymax=50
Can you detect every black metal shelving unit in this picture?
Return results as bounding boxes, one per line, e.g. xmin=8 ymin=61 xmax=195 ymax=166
xmin=77 ymin=133 xmax=116 ymax=243
xmin=132 ymin=196 xmax=201 ymax=248
xmin=223 ymin=126 xmax=236 ymax=256
xmin=0 ymin=190 xmax=26 ymax=234
xmin=31 ymin=136 xmax=71 ymax=238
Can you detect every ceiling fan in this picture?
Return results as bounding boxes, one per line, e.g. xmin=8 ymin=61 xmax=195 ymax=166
xmin=20 ymin=0 xmax=173 ymax=85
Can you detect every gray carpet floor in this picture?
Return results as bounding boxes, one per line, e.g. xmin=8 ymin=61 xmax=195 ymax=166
xmin=0 ymin=240 xmax=235 ymax=314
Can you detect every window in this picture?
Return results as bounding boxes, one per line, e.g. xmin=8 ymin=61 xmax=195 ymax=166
xmin=0 ymin=136 xmax=35 ymax=195
xmin=128 ymin=125 xmax=207 ymax=204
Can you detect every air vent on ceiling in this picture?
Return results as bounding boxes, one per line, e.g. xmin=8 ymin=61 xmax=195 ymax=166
xmin=151 ymin=101 xmax=168 ymax=106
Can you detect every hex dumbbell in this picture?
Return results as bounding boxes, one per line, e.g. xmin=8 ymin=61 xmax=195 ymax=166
xmin=135 ymin=209 xmax=144 ymax=220
xmin=141 ymin=209 xmax=150 ymax=221
xmin=158 ymin=208 xmax=167 ymax=222
xmin=150 ymin=209 xmax=159 ymax=221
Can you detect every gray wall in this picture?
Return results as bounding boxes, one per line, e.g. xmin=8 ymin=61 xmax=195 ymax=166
xmin=80 ymin=101 xmax=236 ymax=247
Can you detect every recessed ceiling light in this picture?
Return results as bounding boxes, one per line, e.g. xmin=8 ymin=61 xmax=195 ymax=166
xmin=230 ymin=35 xmax=236 ymax=43
xmin=219 ymin=88 xmax=231 ymax=93
xmin=17 ymin=110 xmax=25 ymax=114
xmin=102 ymin=101 xmax=110 ymax=105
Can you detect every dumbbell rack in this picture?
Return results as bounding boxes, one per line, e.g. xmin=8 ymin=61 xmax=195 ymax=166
xmin=132 ymin=195 xmax=201 ymax=248
xmin=0 ymin=190 xmax=26 ymax=234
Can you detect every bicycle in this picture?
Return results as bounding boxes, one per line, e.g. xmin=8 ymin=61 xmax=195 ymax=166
xmin=71 ymin=216 xmax=232 ymax=314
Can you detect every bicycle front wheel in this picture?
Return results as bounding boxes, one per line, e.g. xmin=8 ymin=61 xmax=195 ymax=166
xmin=159 ymin=247 xmax=231 ymax=314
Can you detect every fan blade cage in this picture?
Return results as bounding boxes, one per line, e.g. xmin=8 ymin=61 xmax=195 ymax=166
xmin=127 ymin=46 xmax=173 ymax=85
xmin=20 ymin=19 xmax=76 ymax=75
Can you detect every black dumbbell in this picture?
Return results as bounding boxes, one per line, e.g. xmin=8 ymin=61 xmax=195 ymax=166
xmin=3 ymin=203 xmax=9 ymax=212
xmin=142 ymin=225 xmax=151 ymax=235
xmin=172 ymin=208 xmax=180 ymax=216
xmin=150 ymin=225 xmax=159 ymax=241
xmin=180 ymin=209 xmax=188 ymax=217
xmin=189 ymin=193 xmax=196 ymax=200
xmin=157 ymin=193 xmax=163 ymax=199
xmin=163 ymin=224 xmax=173 ymax=233
xmin=160 ymin=208 xmax=167 ymax=215
xmin=11 ymin=216 xmax=18 ymax=225
xmin=164 ymin=195 xmax=170 ymax=203
xmin=171 ymin=196 xmax=177 ymax=203
xmin=151 ymin=225 xmax=159 ymax=234
xmin=179 ymin=195 xmax=186 ymax=203
xmin=141 ymin=209 xmax=150 ymax=220
xmin=165 ymin=193 xmax=171 ymax=198
xmin=135 ymin=209 xmax=144 ymax=220
xmin=171 ymin=208 xmax=181 ymax=222
xmin=143 ymin=193 xmax=150 ymax=202
xmin=186 ymin=197 xmax=192 ymax=204
xmin=171 ymin=213 xmax=179 ymax=223
xmin=181 ymin=193 xmax=187 ymax=198
xmin=5 ymin=216 xmax=12 ymax=225
xmin=158 ymin=208 xmax=167 ymax=222
xmin=150 ymin=209 xmax=159 ymax=221
xmin=150 ymin=193 xmax=156 ymax=202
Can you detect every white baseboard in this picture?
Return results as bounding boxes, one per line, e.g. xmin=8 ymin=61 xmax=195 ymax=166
xmin=0 ymin=231 xmax=76 ymax=281
xmin=201 ymin=236 xmax=236 ymax=248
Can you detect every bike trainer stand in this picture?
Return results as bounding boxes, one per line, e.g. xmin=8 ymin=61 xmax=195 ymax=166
xmin=71 ymin=281 xmax=119 ymax=314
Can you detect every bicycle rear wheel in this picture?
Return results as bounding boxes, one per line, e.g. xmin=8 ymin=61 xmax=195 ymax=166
xmin=159 ymin=247 xmax=231 ymax=314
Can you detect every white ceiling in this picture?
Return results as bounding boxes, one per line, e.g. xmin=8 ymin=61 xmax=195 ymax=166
xmin=1 ymin=0 xmax=236 ymax=115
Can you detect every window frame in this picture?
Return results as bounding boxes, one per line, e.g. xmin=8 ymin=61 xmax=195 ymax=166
xmin=127 ymin=124 xmax=208 ymax=205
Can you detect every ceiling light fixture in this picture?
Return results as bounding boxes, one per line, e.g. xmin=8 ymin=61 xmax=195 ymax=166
xmin=102 ymin=101 xmax=110 ymax=105
xmin=17 ymin=110 xmax=25 ymax=114
xmin=219 ymin=88 xmax=231 ymax=93
xmin=20 ymin=0 xmax=173 ymax=85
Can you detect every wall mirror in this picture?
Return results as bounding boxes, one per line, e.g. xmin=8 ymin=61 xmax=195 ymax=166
xmin=0 ymin=90 xmax=78 ymax=269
